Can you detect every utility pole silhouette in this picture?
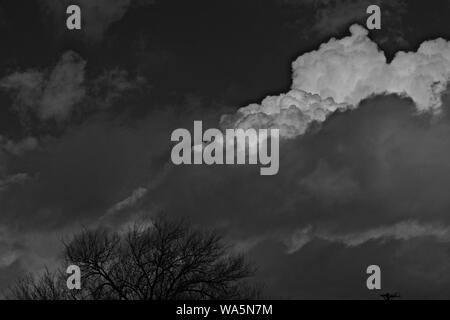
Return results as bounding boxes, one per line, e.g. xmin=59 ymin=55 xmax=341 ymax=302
xmin=380 ymin=293 xmax=400 ymax=300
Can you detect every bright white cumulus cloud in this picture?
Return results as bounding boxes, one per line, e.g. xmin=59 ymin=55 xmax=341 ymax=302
xmin=221 ymin=24 xmax=450 ymax=139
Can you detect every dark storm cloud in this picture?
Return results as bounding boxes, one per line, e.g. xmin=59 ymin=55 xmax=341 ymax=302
xmin=0 ymin=51 xmax=146 ymax=124
xmin=134 ymin=95 xmax=450 ymax=296
xmin=0 ymin=95 xmax=227 ymax=231
xmin=0 ymin=97 xmax=225 ymax=293
xmin=148 ymin=96 xmax=450 ymax=235
xmin=0 ymin=80 xmax=449 ymax=299
xmin=249 ymin=237 xmax=450 ymax=299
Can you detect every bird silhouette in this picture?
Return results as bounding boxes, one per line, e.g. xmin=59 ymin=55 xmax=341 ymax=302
xmin=380 ymin=292 xmax=400 ymax=300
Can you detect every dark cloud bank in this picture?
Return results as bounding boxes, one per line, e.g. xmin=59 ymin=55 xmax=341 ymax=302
xmin=3 ymin=93 xmax=450 ymax=298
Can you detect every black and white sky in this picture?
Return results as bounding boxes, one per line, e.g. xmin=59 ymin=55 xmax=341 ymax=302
xmin=1 ymin=0 xmax=450 ymax=299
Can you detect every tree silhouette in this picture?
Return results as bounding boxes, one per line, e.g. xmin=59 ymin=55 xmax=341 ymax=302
xmin=6 ymin=218 xmax=260 ymax=300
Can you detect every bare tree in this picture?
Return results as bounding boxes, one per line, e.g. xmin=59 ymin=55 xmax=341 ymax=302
xmin=6 ymin=218 xmax=260 ymax=300
xmin=380 ymin=293 xmax=400 ymax=300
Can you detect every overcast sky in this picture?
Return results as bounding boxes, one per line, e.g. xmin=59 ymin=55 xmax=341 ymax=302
xmin=1 ymin=0 xmax=450 ymax=299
